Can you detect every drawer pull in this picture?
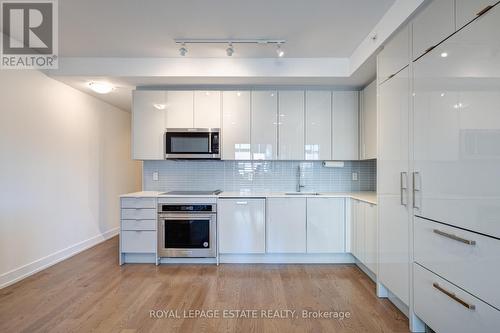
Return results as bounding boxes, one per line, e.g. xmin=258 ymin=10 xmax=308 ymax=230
xmin=236 ymin=201 xmax=248 ymax=205
xmin=432 ymin=283 xmax=476 ymax=310
xmin=476 ymin=5 xmax=493 ymax=17
xmin=433 ymin=229 xmax=476 ymax=245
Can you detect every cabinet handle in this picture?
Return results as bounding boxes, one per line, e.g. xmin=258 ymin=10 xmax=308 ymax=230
xmin=388 ymin=73 xmax=396 ymax=79
xmin=432 ymin=283 xmax=476 ymax=310
xmin=476 ymin=5 xmax=493 ymax=17
xmin=236 ymin=201 xmax=248 ymax=205
xmin=412 ymin=172 xmax=420 ymax=209
xmin=400 ymin=172 xmax=408 ymax=206
xmin=424 ymin=46 xmax=435 ymax=54
xmin=433 ymin=229 xmax=476 ymax=246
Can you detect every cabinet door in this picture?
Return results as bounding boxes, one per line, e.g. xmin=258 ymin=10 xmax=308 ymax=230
xmin=222 ymin=91 xmax=251 ymax=160
xmin=332 ymin=91 xmax=359 ymax=160
xmin=364 ymin=203 xmax=378 ymax=273
xmin=413 ymin=6 xmax=500 ymax=238
xmin=278 ymin=91 xmax=305 ymax=160
xmin=305 ymin=91 xmax=332 ymax=160
xmin=456 ymin=0 xmax=497 ymax=30
xmin=132 ymin=90 xmax=166 ymax=160
xmin=412 ymin=0 xmax=455 ymax=60
xmin=194 ymin=91 xmax=221 ymax=128
xmin=354 ymin=200 xmax=366 ymax=262
xmin=378 ymin=67 xmax=410 ymax=306
xmin=267 ymin=198 xmax=306 ymax=253
xmin=377 ymin=25 xmax=409 ymax=84
xmin=360 ymin=80 xmax=377 ymax=160
xmin=251 ymin=91 xmax=277 ymax=160
xmin=165 ymin=91 xmax=194 ymax=128
xmin=218 ymin=199 xmax=266 ymax=254
xmin=306 ymin=198 xmax=345 ymax=253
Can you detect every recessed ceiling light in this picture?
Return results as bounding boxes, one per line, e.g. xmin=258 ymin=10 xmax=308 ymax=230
xmin=276 ymin=44 xmax=284 ymax=57
xmin=179 ymin=43 xmax=188 ymax=56
xmin=88 ymin=81 xmax=114 ymax=94
xmin=226 ymin=43 xmax=234 ymax=56
xmin=440 ymin=52 xmax=448 ymax=58
xmin=153 ymin=103 xmax=166 ymax=110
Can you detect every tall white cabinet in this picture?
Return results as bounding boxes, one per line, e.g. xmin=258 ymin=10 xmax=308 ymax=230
xmin=305 ymin=91 xmax=332 ymax=160
xmin=251 ymin=91 xmax=278 ymax=160
xmin=222 ymin=91 xmax=251 ymax=160
xmin=278 ymin=91 xmax=305 ymax=160
xmin=332 ymin=91 xmax=359 ymax=160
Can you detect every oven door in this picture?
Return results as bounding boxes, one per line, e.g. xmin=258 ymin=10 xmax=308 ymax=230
xmin=158 ymin=214 xmax=216 ymax=258
xmin=165 ymin=129 xmax=220 ymax=159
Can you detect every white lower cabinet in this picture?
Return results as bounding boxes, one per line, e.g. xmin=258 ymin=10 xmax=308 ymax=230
xmin=306 ymin=198 xmax=345 ymax=253
xmin=121 ymin=231 xmax=156 ymax=253
xmin=414 ymin=263 xmax=500 ymax=333
xmin=350 ymin=199 xmax=377 ymax=274
xmin=218 ymin=199 xmax=266 ymax=254
xmin=266 ymin=198 xmax=306 ymax=253
xmin=363 ymin=203 xmax=377 ymax=273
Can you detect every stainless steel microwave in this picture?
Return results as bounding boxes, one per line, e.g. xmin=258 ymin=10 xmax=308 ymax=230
xmin=165 ymin=128 xmax=220 ymax=159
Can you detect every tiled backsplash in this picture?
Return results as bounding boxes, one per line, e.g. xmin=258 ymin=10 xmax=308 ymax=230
xmin=143 ymin=160 xmax=376 ymax=193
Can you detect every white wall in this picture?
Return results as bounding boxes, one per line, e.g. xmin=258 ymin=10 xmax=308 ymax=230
xmin=0 ymin=70 xmax=141 ymax=288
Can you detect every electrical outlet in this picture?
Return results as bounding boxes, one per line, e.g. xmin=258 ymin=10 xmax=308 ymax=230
xmin=153 ymin=171 xmax=159 ymax=181
xmin=352 ymin=172 xmax=358 ymax=181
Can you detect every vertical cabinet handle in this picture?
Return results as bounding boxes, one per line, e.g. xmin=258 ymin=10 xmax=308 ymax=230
xmin=400 ymin=172 xmax=408 ymax=206
xmin=412 ymin=172 xmax=420 ymax=209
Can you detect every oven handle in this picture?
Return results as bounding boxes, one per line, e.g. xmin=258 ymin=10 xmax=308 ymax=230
xmin=158 ymin=214 xmax=215 ymax=220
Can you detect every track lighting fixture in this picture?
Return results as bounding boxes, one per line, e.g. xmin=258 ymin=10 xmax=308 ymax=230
xmin=276 ymin=44 xmax=284 ymax=57
xmin=226 ymin=43 xmax=234 ymax=56
xmin=179 ymin=43 xmax=188 ymax=56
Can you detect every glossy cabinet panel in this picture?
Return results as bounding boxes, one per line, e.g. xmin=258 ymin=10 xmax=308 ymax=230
xmin=305 ymin=91 xmax=332 ymax=160
xmin=332 ymin=91 xmax=359 ymax=160
xmin=456 ymin=0 xmax=498 ymax=30
xmin=412 ymin=6 xmax=500 ymax=238
xmin=222 ymin=91 xmax=251 ymax=160
xmin=378 ymin=68 xmax=410 ymax=305
xmin=165 ymin=91 xmax=194 ymax=128
xmin=278 ymin=91 xmax=305 ymax=160
xmin=194 ymin=91 xmax=221 ymax=128
xmin=360 ymin=80 xmax=377 ymax=160
xmin=377 ymin=25 xmax=409 ymax=84
xmin=306 ymin=198 xmax=345 ymax=253
xmin=364 ymin=203 xmax=377 ymax=274
xmin=218 ymin=199 xmax=266 ymax=254
xmin=251 ymin=91 xmax=278 ymax=160
xmin=132 ymin=91 xmax=166 ymax=160
xmin=412 ymin=0 xmax=455 ymax=60
xmin=266 ymin=198 xmax=306 ymax=253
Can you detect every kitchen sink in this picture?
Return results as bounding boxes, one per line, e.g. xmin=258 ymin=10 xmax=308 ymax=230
xmin=284 ymin=192 xmax=320 ymax=196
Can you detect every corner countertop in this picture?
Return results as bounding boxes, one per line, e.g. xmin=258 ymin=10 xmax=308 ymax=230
xmin=121 ymin=191 xmax=377 ymax=204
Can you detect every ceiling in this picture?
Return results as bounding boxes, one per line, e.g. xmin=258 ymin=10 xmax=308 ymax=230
xmin=59 ymin=0 xmax=395 ymax=58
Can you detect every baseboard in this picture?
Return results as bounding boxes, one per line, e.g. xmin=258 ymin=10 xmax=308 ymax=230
xmin=354 ymin=258 xmax=377 ymax=283
xmin=219 ymin=253 xmax=355 ymax=264
xmin=0 ymin=227 xmax=119 ymax=289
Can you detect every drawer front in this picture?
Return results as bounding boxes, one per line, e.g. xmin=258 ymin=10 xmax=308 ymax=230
xmin=121 ymin=208 xmax=156 ymax=220
xmin=414 ymin=217 xmax=500 ymax=309
xmin=121 ymin=197 xmax=156 ymax=209
xmin=121 ymin=230 xmax=156 ymax=253
xmin=414 ymin=263 xmax=500 ymax=333
xmin=121 ymin=219 xmax=156 ymax=231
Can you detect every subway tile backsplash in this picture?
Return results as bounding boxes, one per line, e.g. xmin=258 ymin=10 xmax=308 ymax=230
xmin=143 ymin=160 xmax=376 ymax=193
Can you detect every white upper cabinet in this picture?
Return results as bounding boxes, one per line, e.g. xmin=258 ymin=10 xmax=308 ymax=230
xmin=332 ymin=91 xmax=359 ymax=160
xmin=412 ymin=0 xmax=455 ymax=61
xmin=194 ymin=91 xmax=221 ymax=128
xmin=222 ymin=91 xmax=251 ymax=160
xmin=305 ymin=91 xmax=332 ymax=160
xmin=360 ymin=80 xmax=377 ymax=160
xmin=377 ymin=25 xmax=409 ymax=84
xmin=218 ymin=199 xmax=266 ymax=254
xmin=165 ymin=91 xmax=194 ymax=128
xmin=266 ymin=198 xmax=307 ymax=253
xmin=132 ymin=90 xmax=166 ymax=160
xmin=456 ymin=0 xmax=497 ymax=30
xmin=306 ymin=198 xmax=345 ymax=253
xmin=251 ymin=91 xmax=278 ymax=160
xmin=278 ymin=91 xmax=305 ymax=160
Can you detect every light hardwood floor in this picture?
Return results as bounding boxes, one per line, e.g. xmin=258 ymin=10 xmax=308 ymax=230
xmin=0 ymin=237 xmax=409 ymax=333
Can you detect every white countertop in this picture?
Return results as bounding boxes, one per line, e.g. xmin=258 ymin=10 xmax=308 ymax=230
xmin=121 ymin=191 xmax=377 ymax=204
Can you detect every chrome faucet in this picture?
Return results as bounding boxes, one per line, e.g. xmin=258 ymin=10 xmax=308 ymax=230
xmin=296 ymin=165 xmax=305 ymax=192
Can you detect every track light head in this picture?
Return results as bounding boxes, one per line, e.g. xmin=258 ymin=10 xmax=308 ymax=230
xmin=276 ymin=44 xmax=284 ymax=57
xmin=179 ymin=43 xmax=188 ymax=56
xmin=226 ymin=43 xmax=234 ymax=56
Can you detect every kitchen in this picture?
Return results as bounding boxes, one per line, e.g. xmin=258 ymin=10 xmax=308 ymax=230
xmin=1 ymin=1 xmax=499 ymax=332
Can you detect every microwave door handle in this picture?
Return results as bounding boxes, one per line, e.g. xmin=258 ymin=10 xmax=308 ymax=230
xmin=208 ymin=134 xmax=212 ymax=153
